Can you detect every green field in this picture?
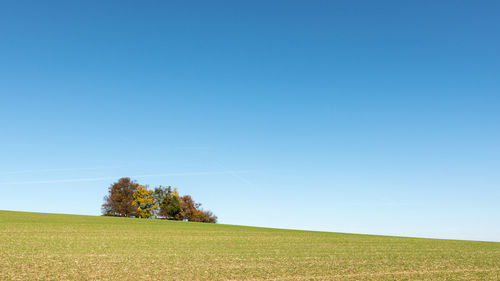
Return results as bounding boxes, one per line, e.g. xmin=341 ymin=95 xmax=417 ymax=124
xmin=1 ymin=210 xmax=499 ymax=280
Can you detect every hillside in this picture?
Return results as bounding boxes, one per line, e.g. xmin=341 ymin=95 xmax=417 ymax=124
xmin=1 ymin=210 xmax=499 ymax=280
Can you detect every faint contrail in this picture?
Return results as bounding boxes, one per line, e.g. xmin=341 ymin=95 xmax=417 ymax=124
xmin=0 ymin=166 xmax=119 ymax=175
xmin=212 ymin=160 xmax=254 ymax=186
xmin=0 ymin=171 xmax=247 ymax=185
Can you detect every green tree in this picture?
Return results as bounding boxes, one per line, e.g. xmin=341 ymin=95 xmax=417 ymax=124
xmin=132 ymin=185 xmax=158 ymax=218
xmin=154 ymin=186 xmax=173 ymax=219
xmin=167 ymin=188 xmax=183 ymax=220
xmin=102 ymin=177 xmax=139 ymax=217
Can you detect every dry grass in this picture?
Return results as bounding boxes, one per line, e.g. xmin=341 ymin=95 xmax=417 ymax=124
xmin=0 ymin=210 xmax=499 ymax=280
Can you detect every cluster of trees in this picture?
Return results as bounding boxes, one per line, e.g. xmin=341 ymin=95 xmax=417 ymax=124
xmin=102 ymin=177 xmax=217 ymax=223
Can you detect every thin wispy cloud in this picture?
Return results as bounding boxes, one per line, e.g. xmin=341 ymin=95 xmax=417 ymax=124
xmin=0 ymin=171 xmax=247 ymax=185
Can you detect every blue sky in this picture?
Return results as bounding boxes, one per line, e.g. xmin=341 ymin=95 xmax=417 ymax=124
xmin=0 ymin=0 xmax=499 ymax=241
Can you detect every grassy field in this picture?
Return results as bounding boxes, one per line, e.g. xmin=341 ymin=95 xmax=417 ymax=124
xmin=1 ymin=210 xmax=499 ymax=280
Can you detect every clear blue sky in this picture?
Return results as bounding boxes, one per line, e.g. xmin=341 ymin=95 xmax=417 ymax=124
xmin=1 ymin=1 xmax=499 ymax=241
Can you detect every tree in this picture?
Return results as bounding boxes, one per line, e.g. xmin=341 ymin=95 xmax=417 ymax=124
xmin=179 ymin=195 xmax=199 ymax=221
xmin=132 ymin=185 xmax=158 ymax=218
xmin=102 ymin=177 xmax=139 ymax=217
xmin=180 ymin=195 xmax=217 ymax=223
xmin=167 ymin=188 xmax=183 ymax=220
xmin=154 ymin=186 xmax=182 ymax=220
xmin=154 ymin=186 xmax=173 ymax=218
xmin=103 ymin=179 xmax=217 ymax=223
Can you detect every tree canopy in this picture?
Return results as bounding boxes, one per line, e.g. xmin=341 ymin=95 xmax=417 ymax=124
xmin=102 ymin=177 xmax=139 ymax=217
xmin=132 ymin=185 xmax=158 ymax=218
xmin=102 ymin=178 xmax=217 ymax=223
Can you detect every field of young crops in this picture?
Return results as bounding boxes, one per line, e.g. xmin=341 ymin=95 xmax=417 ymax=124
xmin=1 ymin=210 xmax=499 ymax=280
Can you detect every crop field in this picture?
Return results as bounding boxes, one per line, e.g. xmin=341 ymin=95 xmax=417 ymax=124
xmin=0 ymin=210 xmax=499 ymax=280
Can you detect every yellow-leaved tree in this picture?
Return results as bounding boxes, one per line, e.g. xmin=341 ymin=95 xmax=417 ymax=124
xmin=132 ymin=185 xmax=158 ymax=218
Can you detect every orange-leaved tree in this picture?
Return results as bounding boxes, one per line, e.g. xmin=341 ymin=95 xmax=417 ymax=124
xmin=180 ymin=195 xmax=217 ymax=223
xmin=102 ymin=177 xmax=139 ymax=217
